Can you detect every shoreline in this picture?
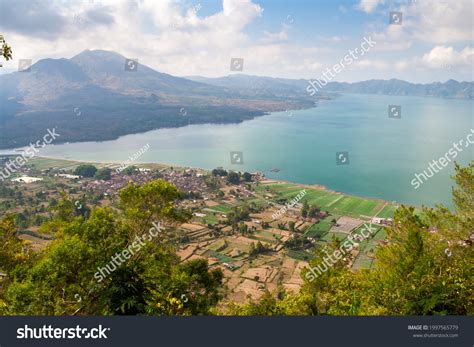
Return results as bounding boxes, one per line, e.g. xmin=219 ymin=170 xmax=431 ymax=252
xmin=1 ymin=154 xmax=408 ymax=209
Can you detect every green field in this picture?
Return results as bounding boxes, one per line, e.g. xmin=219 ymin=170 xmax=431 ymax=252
xmin=261 ymin=182 xmax=389 ymax=218
xmin=321 ymin=231 xmax=348 ymax=242
xmin=201 ymin=214 xmax=218 ymax=225
xmin=376 ymin=204 xmax=398 ymax=218
xmin=206 ymin=250 xmax=233 ymax=264
xmin=304 ymin=218 xmax=334 ymax=238
xmin=286 ymin=249 xmax=313 ymax=261
xmin=208 ymin=204 xmax=232 ymax=213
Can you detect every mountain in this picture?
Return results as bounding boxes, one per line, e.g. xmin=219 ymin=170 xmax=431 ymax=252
xmin=0 ymin=50 xmax=313 ymax=149
xmin=187 ymin=74 xmax=318 ymax=99
xmin=188 ymin=75 xmax=473 ymax=99
xmin=323 ymin=79 xmax=473 ymax=99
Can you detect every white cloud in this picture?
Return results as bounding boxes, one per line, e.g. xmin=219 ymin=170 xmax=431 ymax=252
xmin=319 ymin=35 xmax=349 ymax=43
xmin=357 ymin=0 xmax=384 ymax=13
xmin=354 ymin=59 xmax=388 ymax=70
xmin=421 ymin=46 xmax=474 ymax=69
xmin=262 ymin=26 xmax=290 ymax=43
xmin=368 ymin=0 xmax=473 ymax=47
xmin=412 ymin=0 xmax=473 ymax=44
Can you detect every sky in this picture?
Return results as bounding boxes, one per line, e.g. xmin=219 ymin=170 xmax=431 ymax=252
xmin=0 ymin=0 xmax=472 ymax=83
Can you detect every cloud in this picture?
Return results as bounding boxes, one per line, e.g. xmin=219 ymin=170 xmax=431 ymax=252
xmin=0 ymin=0 xmax=67 ymax=40
xmin=421 ymin=46 xmax=474 ymax=69
xmin=368 ymin=0 xmax=473 ymax=47
xmin=319 ymin=36 xmax=349 ymax=43
xmin=411 ymin=0 xmax=473 ymax=44
xmin=354 ymin=59 xmax=388 ymax=70
xmin=262 ymin=26 xmax=290 ymax=43
xmin=357 ymin=0 xmax=384 ymax=13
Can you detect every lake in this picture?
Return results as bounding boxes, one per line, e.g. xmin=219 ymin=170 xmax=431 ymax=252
xmin=4 ymin=93 xmax=473 ymax=207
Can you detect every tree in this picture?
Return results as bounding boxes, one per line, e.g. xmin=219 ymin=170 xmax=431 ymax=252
xmin=308 ymin=206 xmax=321 ymax=218
xmin=0 ymin=34 xmax=13 ymax=67
xmin=0 ymin=214 xmax=29 ymax=273
xmin=226 ymin=171 xmax=240 ymax=185
xmin=242 ymin=172 xmax=252 ymax=182
xmin=94 ymin=168 xmax=112 ymax=181
xmin=74 ymin=164 xmax=97 ymax=177
xmin=14 ymin=213 xmax=28 ymax=229
xmin=238 ymin=222 xmax=248 ymax=234
xmin=301 ymin=200 xmax=309 ymax=218
xmin=211 ymin=168 xmax=227 ymax=177
xmin=122 ymin=166 xmax=138 ymax=176
xmin=249 ymin=241 xmax=268 ymax=256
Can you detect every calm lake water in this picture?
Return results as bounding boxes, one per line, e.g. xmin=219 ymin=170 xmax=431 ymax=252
xmin=5 ymin=94 xmax=473 ymax=206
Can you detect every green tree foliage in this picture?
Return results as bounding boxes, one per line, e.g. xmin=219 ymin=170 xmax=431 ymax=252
xmin=94 ymin=167 xmax=112 ymax=181
xmin=226 ymin=171 xmax=240 ymax=185
xmin=73 ymin=164 xmax=98 ymax=178
xmin=242 ymin=172 xmax=252 ymax=182
xmin=226 ymin=205 xmax=251 ymax=225
xmin=211 ymin=168 xmax=227 ymax=177
xmin=249 ymin=241 xmax=268 ymax=256
xmin=0 ymin=215 xmax=29 ymax=273
xmin=0 ymin=34 xmax=13 ymax=65
xmin=0 ymin=180 xmax=222 ymax=315
xmin=301 ymin=200 xmax=309 ymax=218
xmin=121 ymin=166 xmax=138 ymax=176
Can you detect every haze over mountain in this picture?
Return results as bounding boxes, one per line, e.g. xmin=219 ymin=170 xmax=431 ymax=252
xmin=0 ymin=49 xmax=471 ymax=149
xmin=189 ymin=75 xmax=474 ymax=99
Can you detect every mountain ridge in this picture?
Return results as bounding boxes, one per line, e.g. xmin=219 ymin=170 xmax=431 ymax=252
xmin=187 ymin=74 xmax=473 ymax=99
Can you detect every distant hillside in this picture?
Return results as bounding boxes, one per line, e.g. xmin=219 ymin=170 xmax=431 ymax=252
xmin=0 ymin=50 xmax=313 ymax=149
xmin=324 ymin=79 xmax=473 ymax=99
xmin=188 ymin=75 xmax=473 ymax=99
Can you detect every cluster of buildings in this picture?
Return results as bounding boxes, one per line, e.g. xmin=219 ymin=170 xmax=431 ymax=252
xmin=75 ymin=167 xmax=212 ymax=198
xmin=160 ymin=168 xmax=209 ymax=196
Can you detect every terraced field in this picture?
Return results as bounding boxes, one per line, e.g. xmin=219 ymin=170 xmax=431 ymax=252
xmin=304 ymin=217 xmax=335 ymax=238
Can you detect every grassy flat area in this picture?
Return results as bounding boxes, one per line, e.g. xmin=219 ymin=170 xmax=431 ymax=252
xmin=304 ymin=217 xmax=335 ymax=238
xmin=376 ymin=204 xmax=399 ymax=218
xmin=25 ymin=156 xmax=169 ymax=171
xmin=260 ymin=181 xmax=395 ymax=219
xmin=208 ymin=204 xmax=232 ymax=213
xmin=201 ymin=214 xmax=219 ymax=225
xmin=206 ymin=250 xmax=233 ymax=264
xmin=286 ymin=249 xmax=313 ymax=261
